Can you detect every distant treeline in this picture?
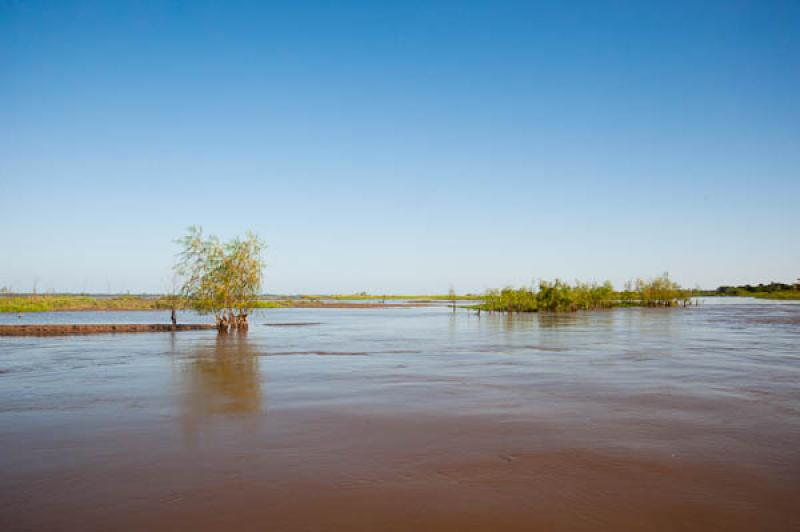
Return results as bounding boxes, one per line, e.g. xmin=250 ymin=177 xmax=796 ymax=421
xmin=697 ymin=281 xmax=800 ymax=301
xmin=708 ymin=282 xmax=798 ymax=296
xmin=479 ymin=274 xmax=692 ymax=313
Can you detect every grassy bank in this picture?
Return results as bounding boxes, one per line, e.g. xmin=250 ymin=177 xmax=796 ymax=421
xmin=0 ymin=295 xmax=174 ymax=313
xmin=701 ymin=282 xmax=800 ymax=299
xmin=0 ymin=294 xmax=464 ymax=312
xmin=699 ymin=292 xmax=800 ymax=300
xmin=478 ymin=274 xmax=693 ymax=313
xmin=303 ymin=294 xmax=483 ymax=301
xmin=251 ymin=300 xmax=295 ymax=309
xmin=752 ymin=291 xmax=800 ymax=300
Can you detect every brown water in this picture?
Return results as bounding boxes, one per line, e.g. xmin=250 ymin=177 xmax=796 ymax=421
xmin=1 ymin=300 xmax=799 ymax=531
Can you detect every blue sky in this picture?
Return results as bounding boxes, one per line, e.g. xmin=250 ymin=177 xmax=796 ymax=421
xmin=1 ymin=0 xmax=798 ymax=294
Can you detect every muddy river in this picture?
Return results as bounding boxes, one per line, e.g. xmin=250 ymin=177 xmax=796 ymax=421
xmin=1 ymin=299 xmax=798 ymax=530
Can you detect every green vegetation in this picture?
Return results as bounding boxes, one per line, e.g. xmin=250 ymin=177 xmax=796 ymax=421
xmin=701 ymin=281 xmax=800 ymax=300
xmin=751 ymin=291 xmax=800 ymax=300
xmin=631 ymin=275 xmax=693 ymax=307
xmin=251 ymin=300 xmax=294 ymax=309
xmin=175 ymin=226 xmax=266 ymax=331
xmin=479 ymin=274 xmax=692 ymax=313
xmin=310 ymin=294 xmax=483 ymax=301
xmin=0 ymin=295 xmax=173 ymax=313
xmin=711 ymin=281 xmax=796 ymax=296
xmin=0 ymin=294 xmax=475 ymax=313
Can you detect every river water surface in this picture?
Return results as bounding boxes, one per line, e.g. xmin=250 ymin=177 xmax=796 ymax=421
xmin=1 ymin=300 xmax=799 ymax=531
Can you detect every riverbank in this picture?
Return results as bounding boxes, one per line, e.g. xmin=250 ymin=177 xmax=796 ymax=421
xmin=252 ymin=300 xmax=436 ymax=309
xmin=0 ymin=295 xmax=458 ymax=313
xmin=306 ymin=294 xmax=483 ymax=301
xmin=0 ymin=323 xmax=216 ymax=336
xmin=750 ymin=291 xmax=800 ymax=300
xmin=697 ymin=292 xmax=800 ymax=301
xmin=0 ymin=295 xmax=173 ymax=313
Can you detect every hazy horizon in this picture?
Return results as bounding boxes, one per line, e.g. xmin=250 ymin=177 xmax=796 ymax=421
xmin=2 ymin=1 xmax=798 ymax=294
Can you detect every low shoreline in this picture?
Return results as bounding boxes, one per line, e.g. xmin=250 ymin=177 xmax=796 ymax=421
xmin=0 ymin=323 xmax=216 ymax=336
xmin=276 ymin=301 xmax=433 ymax=309
xmin=0 ymin=296 xmax=444 ymax=313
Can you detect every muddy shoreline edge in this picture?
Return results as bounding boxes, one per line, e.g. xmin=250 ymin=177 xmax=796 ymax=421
xmin=0 ymin=323 xmax=217 ymax=336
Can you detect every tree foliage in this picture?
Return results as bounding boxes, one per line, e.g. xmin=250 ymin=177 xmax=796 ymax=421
xmin=714 ymin=281 xmax=796 ymax=295
xmin=175 ymin=226 xmax=265 ymax=331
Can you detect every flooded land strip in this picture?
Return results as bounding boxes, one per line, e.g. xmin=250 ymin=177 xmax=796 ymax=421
xmin=0 ymin=323 xmax=217 ymax=336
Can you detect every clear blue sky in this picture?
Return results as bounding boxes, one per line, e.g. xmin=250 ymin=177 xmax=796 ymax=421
xmin=1 ymin=1 xmax=798 ymax=294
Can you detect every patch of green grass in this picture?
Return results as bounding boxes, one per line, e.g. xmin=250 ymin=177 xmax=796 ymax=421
xmin=1 ymin=294 xmax=473 ymax=312
xmin=0 ymin=295 xmax=173 ymax=313
xmin=250 ymin=300 xmax=294 ymax=308
xmin=308 ymin=294 xmax=483 ymax=301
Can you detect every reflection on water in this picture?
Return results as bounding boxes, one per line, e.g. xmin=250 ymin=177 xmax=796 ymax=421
xmin=477 ymin=310 xmax=600 ymax=333
xmin=175 ymin=333 xmax=263 ymax=440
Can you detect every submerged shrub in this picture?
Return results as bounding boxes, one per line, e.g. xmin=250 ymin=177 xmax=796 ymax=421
xmin=481 ymin=287 xmax=538 ymax=312
xmin=479 ymin=274 xmax=689 ymax=313
xmin=634 ymin=273 xmax=692 ymax=307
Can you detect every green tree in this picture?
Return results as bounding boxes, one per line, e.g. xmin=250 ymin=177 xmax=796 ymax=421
xmin=175 ymin=226 xmax=266 ymax=332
